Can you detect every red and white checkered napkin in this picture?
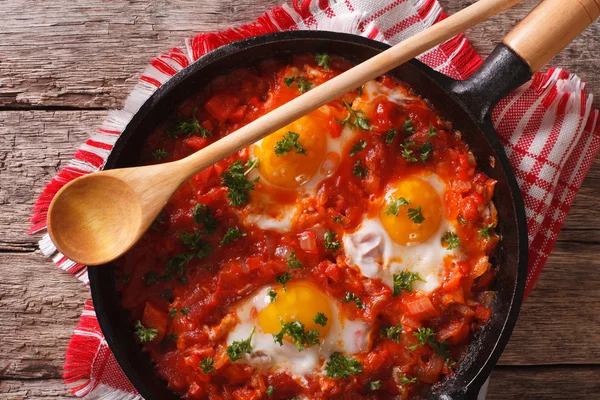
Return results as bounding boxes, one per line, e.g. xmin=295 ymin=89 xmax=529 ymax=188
xmin=28 ymin=0 xmax=600 ymax=398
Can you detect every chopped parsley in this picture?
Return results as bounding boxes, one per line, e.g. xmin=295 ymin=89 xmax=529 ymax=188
xmin=227 ymin=327 xmax=255 ymax=362
xmin=325 ymin=353 xmax=363 ymax=379
xmin=349 ymin=139 xmax=367 ymax=156
xmin=266 ymin=386 xmax=275 ymax=397
xmin=428 ymin=126 xmax=438 ymax=137
xmin=221 ymin=159 xmax=260 ymax=207
xmin=276 ymin=272 xmax=292 ymax=291
xmin=336 ymin=99 xmax=372 ymax=131
xmin=151 ymin=148 xmax=168 ymax=160
xmin=333 ymin=216 xmax=345 ymax=224
xmin=313 ymin=312 xmax=328 ymax=327
xmin=274 ymin=131 xmax=307 ymax=156
xmin=200 ymin=357 xmax=215 ymax=374
xmin=357 ymin=86 xmax=363 ymax=96
xmin=403 ymin=119 xmax=415 ymax=134
xmin=400 ymin=374 xmax=418 ymax=385
xmin=169 ymin=308 xmax=178 ymax=317
xmin=410 ymin=327 xmax=435 ymax=350
xmin=179 ymin=230 xmax=205 ymax=251
xmin=400 ymin=140 xmax=418 ymax=162
xmin=352 ymin=160 xmax=369 ymax=178
xmin=192 ymin=204 xmax=218 ymax=234
xmin=342 ymin=292 xmax=364 ymax=309
xmin=167 ymin=107 xmax=211 ymax=138
xmin=383 ymin=196 xmax=411 ymax=216
xmin=419 ymin=141 xmax=433 ymax=162
xmin=134 ymin=321 xmax=158 ymax=343
xmin=369 ymin=380 xmax=382 ymax=390
xmin=441 ymin=231 xmax=461 ymax=250
xmin=283 ymin=76 xmax=295 ymax=87
xmin=324 ymin=231 xmax=340 ymax=251
xmin=267 ymin=288 xmax=277 ymax=303
xmin=381 ymin=322 xmax=403 ymax=343
xmin=272 ymin=319 xmax=320 ymax=351
xmin=478 ymin=223 xmax=494 ymax=239
xmin=286 ymin=252 xmax=303 ymax=268
xmin=407 ymin=205 xmax=425 ymax=224
xmin=384 ymin=128 xmax=397 ymax=144
xmin=220 ymin=226 xmax=246 ymax=246
xmin=143 ymin=271 xmax=160 ymax=285
xmin=296 ymin=77 xmax=313 ymax=93
xmin=315 ymin=53 xmax=331 ymax=70
xmin=458 ymin=215 xmax=467 ymax=225
xmin=392 ymin=271 xmax=424 ymax=297
xmin=179 ymin=307 xmax=190 ymax=316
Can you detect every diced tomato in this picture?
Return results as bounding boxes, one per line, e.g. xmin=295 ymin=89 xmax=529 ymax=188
xmin=141 ymin=302 xmax=168 ymax=343
xmin=329 ymin=118 xmax=343 ymax=138
xmin=246 ymin=256 xmax=262 ymax=273
xmin=229 ymin=105 xmax=248 ymax=121
xmin=475 ymin=305 xmax=493 ymax=323
xmin=324 ymin=263 xmax=341 ymax=283
xmin=185 ymin=136 xmax=209 ymax=151
xmin=205 ymin=93 xmax=240 ymax=121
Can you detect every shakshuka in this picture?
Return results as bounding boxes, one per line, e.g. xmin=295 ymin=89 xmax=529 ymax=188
xmin=116 ymin=53 xmax=499 ymax=399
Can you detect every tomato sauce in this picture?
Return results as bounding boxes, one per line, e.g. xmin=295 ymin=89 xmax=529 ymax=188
xmin=117 ymin=54 xmax=499 ymax=399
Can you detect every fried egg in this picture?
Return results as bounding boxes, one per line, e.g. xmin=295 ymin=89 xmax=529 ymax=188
xmin=226 ymin=281 xmax=371 ymax=376
xmin=343 ymin=173 xmax=459 ymax=293
xmin=244 ymin=109 xmax=356 ymax=232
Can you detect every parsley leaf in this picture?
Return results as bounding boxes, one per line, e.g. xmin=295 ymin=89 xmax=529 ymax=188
xmin=167 ymin=107 xmax=211 ymax=138
xmin=134 ymin=321 xmax=158 ymax=343
xmin=410 ymin=327 xmax=435 ymax=350
xmin=384 ymin=128 xmax=397 ymax=144
xmin=200 ymin=357 xmax=214 ymax=373
xmin=458 ymin=215 xmax=467 ymax=225
xmin=283 ymin=76 xmax=295 ymax=87
xmin=180 ymin=307 xmax=190 ymax=316
xmin=227 ymin=327 xmax=255 ymax=362
xmin=274 ymin=131 xmax=307 ymax=156
xmin=324 ymin=231 xmax=340 ymax=251
xmin=403 ymin=119 xmax=415 ymax=134
xmin=419 ymin=141 xmax=434 ymax=162
xmin=381 ymin=322 xmax=403 ymax=343
xmin=286 ymin=252 xmax=303 ymax=268
xmin=407 ymin=205 xmax=425 ymax=224
xmin=400 ymin=140 xmax=418 ymax=162
xmin=342 ymin=292 xmax=364 ymax=309
xmin=441 ymin=231 xmax=461 ymax=250
xmin=296 ymin=77 xmax=313 ymax=93
xmin=400 ymin=374 xmax=418 ymax=385
xmin=169 ymin=308 xmax=178 ymax=318
xmin=192 ymin=204 xmax=218 ymax=234
xmin=221 ymin=159 xmax=260 ymax=207
xmin=314 ymin=312 xmax=328 ymax=327
xmin=221 ymin=226 xmax=246 ymax=246
xmin=272 ymin=319 xmax=320 ymax=352
xmin=336 ymin=99 xmax=372 ymax=131
xmin=325 ymin=352 xmax=363 ymax=379
xmin=276 ymin=272 xmax=292 ymax=291
xmin=143 ymin=271 xmax=160 ymax=285
xmin=179 ymin=230 xmax=205 ymax=251
xmin=266 ymin=386 xmax=275 ymax=397
xmin=428 ymin=126 xmax=438 ymax=137
xmin=383 ymin=197 xmax=411 ymax=216
xmin=392 ymin=271 xmax=424 ymax=297
xmin=478 ymin=223 xmax=494 ymax=239
xmin=152 ymin=148 xmax=168 ymax=160
xmin=369 ymin=381 xmax=381 ymax=390
xmin=315 ymin=53 xmax=331 ymax=70
xmin=333 ymin=216 xmax=345 ymax=224
xmin=267 ymin=288 xmax=277 ymax=303
xmin=357 ymin=86 xmax=363 ymax=96
xmin=349 ymin=140 xmax=367 ymax=156
xmin=352 ymin=160 xmax=369 ymax=178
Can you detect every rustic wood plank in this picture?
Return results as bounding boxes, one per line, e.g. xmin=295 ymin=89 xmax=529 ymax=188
xmin=488 ymin=366 xmax=600 ymax=399
xmin=0 ymin=0 xmax=598 ymax=109
xmin=0 ymin=253 xmax=89 ymax=380
xmin=0 ymin=379 xmax=71 ymax=399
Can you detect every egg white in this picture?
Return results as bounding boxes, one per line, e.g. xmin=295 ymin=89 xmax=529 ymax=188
xmin=343 ymin=174 xmax=459 ymax=293
xmin=225 ymin=285 xmax=371 ymax=376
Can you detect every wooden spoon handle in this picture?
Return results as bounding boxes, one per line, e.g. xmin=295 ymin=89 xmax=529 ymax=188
xmin=175 ymin=0 xmax=524 ymax=177
xmin=504 ymin=0 xmax=600 ymax=72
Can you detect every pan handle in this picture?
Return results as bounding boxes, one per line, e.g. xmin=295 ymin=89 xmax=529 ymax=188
xmin=450 ymin=0 xmax=599 ymax=122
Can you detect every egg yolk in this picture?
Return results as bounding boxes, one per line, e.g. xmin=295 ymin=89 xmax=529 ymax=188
xmin=255 ymin=114 xmax=328 ymax=189
xmin=379 ymin=177 xmax=443 ymax=246
xmin=258 ymin=281 xmax=332 ymax=338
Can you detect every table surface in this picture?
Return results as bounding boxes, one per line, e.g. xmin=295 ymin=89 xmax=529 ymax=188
xmin=1 ymin=1 xmax=599 ymax=399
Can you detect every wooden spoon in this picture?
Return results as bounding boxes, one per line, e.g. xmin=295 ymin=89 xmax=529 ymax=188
xmin=48 ymin=0 xmax=527 ymax=266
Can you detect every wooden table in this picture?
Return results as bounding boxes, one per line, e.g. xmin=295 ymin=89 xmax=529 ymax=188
xmin=1 ymin=1 xmax=599 ymax=398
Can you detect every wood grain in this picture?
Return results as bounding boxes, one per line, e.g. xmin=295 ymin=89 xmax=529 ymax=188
xmin=1 ymin=0 xmax=600 ymax=398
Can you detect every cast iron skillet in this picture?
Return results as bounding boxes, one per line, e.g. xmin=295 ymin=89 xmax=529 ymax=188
xmin=89 ymin=31 xmax=529 ymax=400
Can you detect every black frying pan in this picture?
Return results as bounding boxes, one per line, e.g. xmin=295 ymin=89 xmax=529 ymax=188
xmin=87 ymin=1 xmax=599 ymax=397
xmin=89 ymin=31 xmax=528 ymax=400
